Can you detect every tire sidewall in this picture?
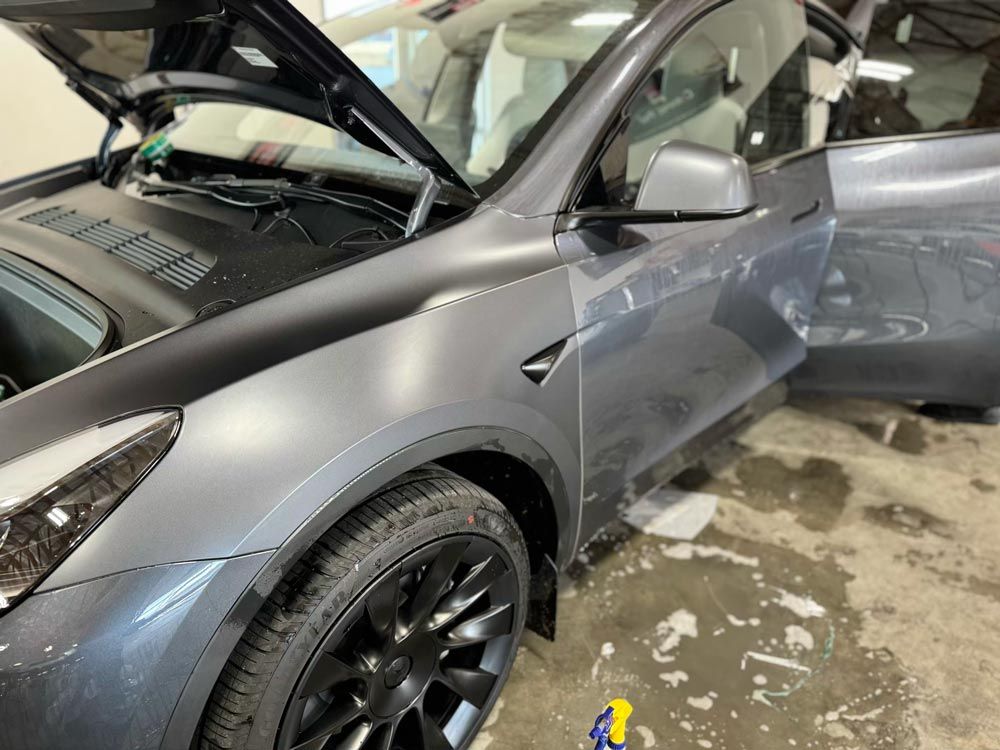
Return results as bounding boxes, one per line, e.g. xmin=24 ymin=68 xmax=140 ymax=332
xmin=245 ymin=503 xmax=529 ymax=750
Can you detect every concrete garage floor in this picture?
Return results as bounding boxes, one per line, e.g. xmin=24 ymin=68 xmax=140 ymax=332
xmin=476 ymin=397 xmax=1000 ymax=750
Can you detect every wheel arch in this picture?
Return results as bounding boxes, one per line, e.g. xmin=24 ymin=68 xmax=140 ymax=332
xmin=165 ymin=425 xmax=577 ymax=749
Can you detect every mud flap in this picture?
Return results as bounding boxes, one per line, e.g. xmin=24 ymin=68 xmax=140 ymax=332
xmin=526 ymin=554 xmax=558 ymax=641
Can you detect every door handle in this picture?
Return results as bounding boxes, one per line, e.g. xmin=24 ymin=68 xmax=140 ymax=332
xmin=791 ymin=199 xmax=823 ymax=224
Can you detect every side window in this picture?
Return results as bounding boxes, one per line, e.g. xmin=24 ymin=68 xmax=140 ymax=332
xmin=848 ymin=2 xmax=1000 ymax=139
xmin=597 ymin=0 xmax=810 ymax=207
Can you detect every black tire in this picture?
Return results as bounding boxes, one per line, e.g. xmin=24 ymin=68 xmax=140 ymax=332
xmin=198 ymin=466 xmax=530 ymax=750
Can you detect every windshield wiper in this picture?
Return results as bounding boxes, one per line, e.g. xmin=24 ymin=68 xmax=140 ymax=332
xmin=135 ymin=175 xmax=410 ymax=233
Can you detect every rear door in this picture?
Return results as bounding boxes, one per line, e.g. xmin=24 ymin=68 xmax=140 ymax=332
xmin=558 ymin=0 xmax=837 ymax=542
xmin=794 ymin=0 xmax=1000 ymax=406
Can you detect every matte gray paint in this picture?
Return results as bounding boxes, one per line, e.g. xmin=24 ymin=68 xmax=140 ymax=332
xmin=0 ymin=207 xmax=582 ymax=590
xmin=0 ymin=553 xmax=270 ymax=750
xmin=0 ymin=159 xmax=93 ymax=211
xmin=636 ymin=140 xmax=758 ymax=212
xmin=792 ymin=133 xmax=1000 ymax=406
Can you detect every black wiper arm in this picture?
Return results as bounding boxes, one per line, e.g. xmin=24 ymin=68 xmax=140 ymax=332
xmin=204 ymin=178 xmax=409 ymax=217
xmin=135 ymin=175 xmax=408 ymax=232
xmin=138 ymin=178 xmax=284 ymax=208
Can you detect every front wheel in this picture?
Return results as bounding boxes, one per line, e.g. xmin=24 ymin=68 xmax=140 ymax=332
xmin=199 ymin=467 xmax=530 ymax=750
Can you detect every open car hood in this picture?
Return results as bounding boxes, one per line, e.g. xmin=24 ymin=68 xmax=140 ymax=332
xmin=0 ymin=0 xmax=474 ymax=193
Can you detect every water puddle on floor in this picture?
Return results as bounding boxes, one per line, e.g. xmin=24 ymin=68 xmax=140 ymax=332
xmin=488 ymin=397 xmax=1000 ymax=748
xmin=495 ymin=522 xmax=918 ymax=750
xmin=674 ymin=455 xmax=851 ymax=533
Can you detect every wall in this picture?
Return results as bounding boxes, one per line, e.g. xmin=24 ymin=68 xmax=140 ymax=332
xmin=0 ymin=26 xmax=138 ymax=182
xmin=0 ymin=0 xmax=324 ymax=183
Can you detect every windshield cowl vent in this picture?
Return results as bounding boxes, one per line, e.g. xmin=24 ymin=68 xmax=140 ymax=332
xmin=21 ymin=207 xmax=213 ymax=291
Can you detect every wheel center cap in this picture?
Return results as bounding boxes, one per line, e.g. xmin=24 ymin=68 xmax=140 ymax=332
xmin=384 ymin=655 xmax=412 ymax=689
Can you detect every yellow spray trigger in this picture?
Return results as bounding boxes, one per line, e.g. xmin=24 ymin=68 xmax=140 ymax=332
xmin=608 ymin=699 xmax=633 ymax=746
xmin=589 ymin=698 xmax=633 ymax=750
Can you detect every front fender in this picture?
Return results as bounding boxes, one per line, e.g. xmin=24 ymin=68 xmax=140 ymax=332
xmin=159 ymin=421 xmax=577 ymax=748
xmin=234 ymin=402 xmax=580 ymax=564
xmin=24 ymin=218 xmax=580 ymax=591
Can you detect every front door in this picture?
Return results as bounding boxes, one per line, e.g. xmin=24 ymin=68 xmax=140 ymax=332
xmin=794 ymin=0 xmax=1000 ymax=408
xmin=558 ymin=0 xmax=837 ymax=543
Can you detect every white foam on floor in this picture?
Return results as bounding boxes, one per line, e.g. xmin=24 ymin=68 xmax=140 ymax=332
xmin=652 ymin=609 xmax=698 ymax=663
xmin=659 ymin=669 xmax=689 ymax=687
xmin=770 ymin=588 xmax=827 ymax=619
xmin=662 ymin=542 xmax=759 ymax=568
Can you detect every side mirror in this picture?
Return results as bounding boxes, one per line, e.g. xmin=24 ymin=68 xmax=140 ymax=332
xmin=635 ymin=140 xmax=757 ymax=216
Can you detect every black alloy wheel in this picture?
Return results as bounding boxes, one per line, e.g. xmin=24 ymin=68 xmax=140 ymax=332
xmin=277 ymin=536 xmax=518 ymax=750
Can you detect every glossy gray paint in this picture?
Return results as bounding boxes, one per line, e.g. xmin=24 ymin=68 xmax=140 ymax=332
xmin=792 ymin=133 xmax=1000 ymax=406
xmin=635 ymin=141 xmax=758 ymax=212
xmin=559 ymin=152 xmax=836 ymax=543
xmin=0 ymin=553 xmax=270 ymax=750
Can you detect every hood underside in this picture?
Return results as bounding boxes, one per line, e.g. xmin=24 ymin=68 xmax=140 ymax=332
xmin=0 ymin=0 xmax=473 ymax=193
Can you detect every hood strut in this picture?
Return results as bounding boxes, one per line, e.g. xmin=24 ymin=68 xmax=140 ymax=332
xmin=350 ymin=107 xmax=442 ymax=237
xmin=97 ymin=118 xmax=123 ymax=186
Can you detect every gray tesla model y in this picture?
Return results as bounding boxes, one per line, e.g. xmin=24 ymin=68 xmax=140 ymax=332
xmin=2 ymin=0 xmax=999 ymax=748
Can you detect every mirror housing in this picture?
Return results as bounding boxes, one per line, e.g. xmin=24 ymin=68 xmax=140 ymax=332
xmin=635 ymin=140 xmax=757 ymax=215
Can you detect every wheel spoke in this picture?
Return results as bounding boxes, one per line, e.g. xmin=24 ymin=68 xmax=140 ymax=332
xmin=407 ymin=542 xmax=468 ymax=630
xmin=365 ymin=564 xmax=401 ymax=644
xmin=300 ymin=653 xmax=366 ymax=696
xmin=331 ymin=719 xmax=373 ymax=750
xmin=430 ymin=555 xmax=507 ymax=630
xmin=439 ymin=667 xmax=497 ymax=709
xmin=293 ymin=699 xmax=365 ymax=750
xmin=442 ymin=603 xmax=513 ymax=648
xmin=421 ymin=712 xmax=453 ymax=750
xmin=369 ymin=721 xmax=397 ymax=750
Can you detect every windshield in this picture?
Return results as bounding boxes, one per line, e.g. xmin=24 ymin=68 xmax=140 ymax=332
xmin=165 ymin=0 xmax=652 ymax=193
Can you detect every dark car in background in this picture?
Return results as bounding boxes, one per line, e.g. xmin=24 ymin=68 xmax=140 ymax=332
xmin=1 ymin=0 xmax=999 ymax=748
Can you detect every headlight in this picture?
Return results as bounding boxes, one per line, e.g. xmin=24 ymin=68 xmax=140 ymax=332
xmin=0 ymin=410 xmax=180 ymax=611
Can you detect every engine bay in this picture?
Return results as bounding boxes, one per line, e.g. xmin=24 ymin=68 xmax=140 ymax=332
xmin=126 ymin=149 xmax=415 ymax=253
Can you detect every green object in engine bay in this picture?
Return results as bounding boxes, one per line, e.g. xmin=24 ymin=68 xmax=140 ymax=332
xmin=140 ymin=132 xmax=174 ymax=163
